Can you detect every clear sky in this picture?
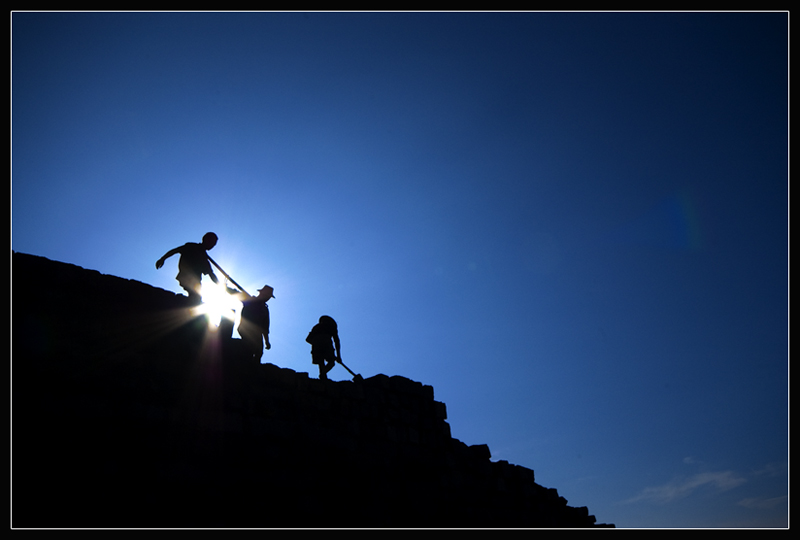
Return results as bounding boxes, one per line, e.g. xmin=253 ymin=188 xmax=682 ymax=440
xmin=11 ymin=12 xmax=788 ymax=528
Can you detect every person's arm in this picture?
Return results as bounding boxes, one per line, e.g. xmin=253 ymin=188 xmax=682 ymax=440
xmin=263 ymin=309 xmax=271 ymax=350
xmin=333 ymin=333 xmax=341 ymax=361
xmin=155 ymin=246 xmax=181 ymax=269
xmin=200 ymin=253 xmax=219 ymax=282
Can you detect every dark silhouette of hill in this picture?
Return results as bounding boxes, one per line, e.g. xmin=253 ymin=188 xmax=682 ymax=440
xmin=11 ymin=251 xmax=613 ymax=528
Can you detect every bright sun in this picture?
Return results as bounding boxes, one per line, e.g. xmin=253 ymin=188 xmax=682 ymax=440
xmin=195 ymin=280 xmax=243 ymax=329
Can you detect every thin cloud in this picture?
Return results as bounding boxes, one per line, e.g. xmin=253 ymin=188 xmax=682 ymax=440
xmin=737 ymin=495 xmax=787 ymax=510
xmin=751 ymin=462 xmax=788 ymax=478
xmin=623 ymin=471 xmax=747 ymax=504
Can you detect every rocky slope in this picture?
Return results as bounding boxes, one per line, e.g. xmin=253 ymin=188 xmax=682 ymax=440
xmin=11 ymin=251 xmax=613 ymax=528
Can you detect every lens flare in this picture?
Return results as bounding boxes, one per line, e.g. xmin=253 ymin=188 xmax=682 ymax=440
xmin=196 ymin=281 xmax=242 ymax=329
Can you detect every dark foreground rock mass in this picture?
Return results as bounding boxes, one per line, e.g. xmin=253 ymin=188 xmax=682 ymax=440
xmin=11 ymin=251 xmax=613 ymax=528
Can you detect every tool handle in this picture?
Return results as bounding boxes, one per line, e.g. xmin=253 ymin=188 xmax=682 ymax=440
xmin=339 ymin=360 xmax=357 ymax=378
xmin=207 ymin=255 xmax=250 ymax=296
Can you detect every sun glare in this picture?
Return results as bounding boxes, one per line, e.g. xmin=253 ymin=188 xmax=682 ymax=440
xmin=196 ymin=281 xmax=242 ymax=329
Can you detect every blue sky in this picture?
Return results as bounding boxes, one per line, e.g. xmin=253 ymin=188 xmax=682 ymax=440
xmin=11 ymin=12 xmax=788 ymax=528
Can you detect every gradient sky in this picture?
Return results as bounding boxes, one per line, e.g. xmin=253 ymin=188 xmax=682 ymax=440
xmin=11 ymin=12 xmax=788 ymax=528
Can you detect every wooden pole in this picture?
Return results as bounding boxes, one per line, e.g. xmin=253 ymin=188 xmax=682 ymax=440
xmin=207 ymin=255 xmax=250 ymax=296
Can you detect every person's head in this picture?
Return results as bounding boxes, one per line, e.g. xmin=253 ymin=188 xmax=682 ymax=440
xmin=319 ymin=315 xmax=337 ymax=331
xmin=257 ymin=285 xmax=275 ymax=300
xmin=202 ymin=232 xmax=218 ymax=250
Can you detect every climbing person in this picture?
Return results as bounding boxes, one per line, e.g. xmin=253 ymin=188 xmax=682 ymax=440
xmin=306 ymin=315 xmax=341 ymax=380
xmin=235 ymin=285 xmax=275 ymax=364
xmin=155 ymin=232 xmax=219 ymax=303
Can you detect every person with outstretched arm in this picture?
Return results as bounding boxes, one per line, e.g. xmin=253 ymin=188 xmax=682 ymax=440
xmin=155 ymin=232 xmax=219 ymax=303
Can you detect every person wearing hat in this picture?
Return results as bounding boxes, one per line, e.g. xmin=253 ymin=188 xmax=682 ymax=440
xmin=155 ymin=232 xmax=219 ymax=303
xmin=236 ymin=285 xmax=275 ymax=363
xmin=306 ymin=315 xmax=341 ymax=380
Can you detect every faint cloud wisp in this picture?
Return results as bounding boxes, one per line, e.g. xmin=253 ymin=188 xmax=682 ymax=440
xmin=623 ymin=471 xmax=747 ymax=505
xmin=737 ymin=496 xmax=787 ymax=510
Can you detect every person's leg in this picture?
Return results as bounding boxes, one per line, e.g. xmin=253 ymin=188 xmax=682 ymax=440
xmin=252 ymin=336 xmax=264 ymax=363
xmin=312 ymin=353 xmax=327 ymax=379
xmin=322 ymin=356 xmax=336 ymax=377
xmin=179 ymin=275 xmax=203 ymax=304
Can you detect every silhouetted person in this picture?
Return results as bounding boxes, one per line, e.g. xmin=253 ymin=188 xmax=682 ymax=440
xmin=306 ymin=315 xmax=340 ymax=380
xmin=236 ymin=285 xmax=274 ymax=364
xmin=155 ymin=232 xmax=219 ymax=303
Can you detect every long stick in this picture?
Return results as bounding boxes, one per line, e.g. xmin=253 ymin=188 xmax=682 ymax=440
xmin=339 ymin=359 xmax=363 ymax=381
xmin=207 ymin=255 xmax=250 ymax=296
